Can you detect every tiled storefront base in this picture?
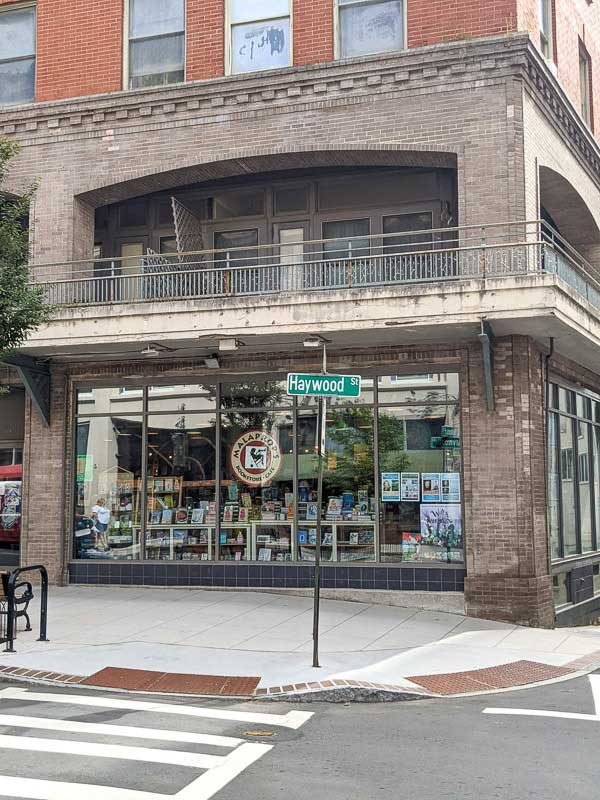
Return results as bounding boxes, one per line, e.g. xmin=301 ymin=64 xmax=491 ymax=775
xmin=68 ymin=562 xmax=465 ymax=592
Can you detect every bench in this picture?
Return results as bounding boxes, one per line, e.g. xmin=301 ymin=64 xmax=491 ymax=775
xmin=0 ymin=572 xmax=34 ymax=633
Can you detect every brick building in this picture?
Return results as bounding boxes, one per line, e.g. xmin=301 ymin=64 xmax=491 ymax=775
xmin=0 ymin=0 xmax=599 ymax=626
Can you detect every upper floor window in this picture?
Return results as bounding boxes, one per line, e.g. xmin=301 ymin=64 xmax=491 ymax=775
xmin=228 ymin=0 xmax=291 ymax=75
xmin=336 ymin=0 xmax=404 ymax=60
xmin=0 ymin=4 xmax=36 ymax=106
xmin=128 ymin=0 xmax=185 ymax=89
xmin=579 ymin=41 xmax=593 ymax=129
xmin=539 ymin=0 xmax=553 ymax=61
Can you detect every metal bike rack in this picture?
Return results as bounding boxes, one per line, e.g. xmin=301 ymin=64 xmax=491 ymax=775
xmin=2 ymin=565 xmax=49 ymax=653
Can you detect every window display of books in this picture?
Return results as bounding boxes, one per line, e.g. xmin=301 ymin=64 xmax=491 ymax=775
xmin=254 ymin=523 xmax=292 ymax=559
xmin=219 ymin=525 xmax=250 ymax=561
xmin=103 ymin=481 xmax=141 ymax=556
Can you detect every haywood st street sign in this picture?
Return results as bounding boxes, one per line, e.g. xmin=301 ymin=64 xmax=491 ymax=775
xmin=286 ymin=373 xmax=361 ymax=398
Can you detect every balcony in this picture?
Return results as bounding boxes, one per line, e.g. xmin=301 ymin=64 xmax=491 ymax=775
xmin=23 ymin=221 xmax=600 ymax=371
xmin=33 ymin=221 xmax=600 ymax=310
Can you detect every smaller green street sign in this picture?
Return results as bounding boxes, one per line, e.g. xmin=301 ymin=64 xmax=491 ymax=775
xmin=287 ymin=373 xmax=361 ymax=398
xmin=444 ymin=437 xmax=461 ymax=450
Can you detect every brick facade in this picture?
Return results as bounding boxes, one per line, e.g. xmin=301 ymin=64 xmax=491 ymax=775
xmin=0 ymin=0 xmax=598 ymax=141
xmin=407 ymin=0 xmax=517 ymax=48
xmin=17 ymin=340 xmax=555 ymax=627
xmin=518 ymin=0 xmax=600 ymax=134
xmin=463 ymin=336 xmax=554 ymax=626
xmin=1 ymin=20 xmax=599 ymax=625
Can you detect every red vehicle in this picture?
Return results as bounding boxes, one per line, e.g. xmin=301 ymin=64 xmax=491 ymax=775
xmin=0 ymin=464 xmax=22 ymax=553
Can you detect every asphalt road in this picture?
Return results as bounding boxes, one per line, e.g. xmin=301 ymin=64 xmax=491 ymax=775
xmin=0 ymin=674 xmax=598 ymax=799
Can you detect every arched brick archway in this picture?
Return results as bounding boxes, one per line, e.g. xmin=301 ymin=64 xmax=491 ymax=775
xmin=77 ymin=148 xmax=458 ymax=208
xmin=539 ymin=166 xmax=600 ymax=247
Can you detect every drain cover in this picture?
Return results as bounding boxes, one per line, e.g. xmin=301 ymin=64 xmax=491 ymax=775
xmin=244 ymin=730 xmax=275 ymax=737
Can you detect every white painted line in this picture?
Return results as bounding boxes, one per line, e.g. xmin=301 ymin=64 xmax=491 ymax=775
xmin=589 ymin=674 xmax=600 ymax=715
xmin=483 ymin=708 xmax=600 ymax=723
xmin=0 ymin=733 xmax=224 ymax=769
xmin=0 ymin=776 xmax=162 ymax=800
xmin=0 ymin=687 xmax=313 ymax=730
xmin=0 ymin=714 xmax=242 ymax=748
xmin=176 ymin=742 xmax=272 ymax=800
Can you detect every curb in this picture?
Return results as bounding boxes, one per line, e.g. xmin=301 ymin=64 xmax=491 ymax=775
xmin=1 ymin=655 xmax=599 ymax=703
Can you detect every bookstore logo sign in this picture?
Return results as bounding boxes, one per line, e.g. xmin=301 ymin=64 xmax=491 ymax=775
xmin=230 ymin=430 xmax=282 ymax=486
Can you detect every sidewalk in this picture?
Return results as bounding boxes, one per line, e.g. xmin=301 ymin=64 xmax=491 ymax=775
xmin=2 ymin=587 xmax=600 ymax=699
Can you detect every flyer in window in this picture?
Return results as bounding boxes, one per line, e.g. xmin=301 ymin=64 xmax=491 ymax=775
xmin=441 ymin=472 xmax=461 ymax=503
xmin=420 ymin=504 xmax=462 ymax=549
xmin=401 ymin=473 xmax=420 ymax=502
xmin=421 ymin=473 xmax=441 ymax=502
xmin=381 ymin=472 xmax=401 ymax=502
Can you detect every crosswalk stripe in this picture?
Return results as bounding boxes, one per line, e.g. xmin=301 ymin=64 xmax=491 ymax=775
xmin=0 ymin=776 xmax=162 ymax=800
xmin=0 ymin=714 xmax=242 ymax=748
xmin=0 ymin=688 xmax=313 ymax=730
xmin=0 ymin=733 xmax=224 ymax=769
xmin=0 ymin=743 xmax=273 ymax=800
xmin=175 ymin=743 xmax=273 ymax=800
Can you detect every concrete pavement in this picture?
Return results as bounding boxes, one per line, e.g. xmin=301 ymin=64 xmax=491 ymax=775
xmin=2 ymin=587 xmax=600 ymax=698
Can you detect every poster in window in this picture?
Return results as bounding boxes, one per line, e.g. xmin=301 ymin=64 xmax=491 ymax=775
xmin=420 ymin=504 xmax=462 ymax=549
xmin=421 ymin=473 xmax=441 ymax=502
xmin=381 ymin=472 xmax=401 ymax=502
xmin=440 ymin=472 xmax=461 ymax=503
xmin=400 ymin=473 xmax=420 ymax=502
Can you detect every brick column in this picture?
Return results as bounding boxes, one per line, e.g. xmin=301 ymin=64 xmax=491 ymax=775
xmin=20 ymin=370 xmax=69 ymax=585
xmin=29 ymin=177 xmax=95 ymax=271
xmin=463 ymin=336 xmax=554 ymax=627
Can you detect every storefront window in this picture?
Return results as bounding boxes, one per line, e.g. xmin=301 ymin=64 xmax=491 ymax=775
xmin=560 ymin=415 xmax=578 ymax=557
xmin=548 ymin=381 xmax=600 ymax=571
xmin=379 ymin=396 xmax=462 ymax=564
xmin=548 ymin=413 xmax=561 ymax=560
xmin=73 ymin=372 xmax=464 ymax=565
xmin=220 ymin=411 xmax=294 ymax=561
xmin=74 ymin=414 xmax=144 ymax=560
xmin=146 ymin=413 xmax=216 ymax=561
xmin=579 ymin=423 xmax=593 ymax=553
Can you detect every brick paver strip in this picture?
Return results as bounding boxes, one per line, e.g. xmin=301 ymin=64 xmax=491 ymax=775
xmin=82 ymin=666 xmax=260 ymax=696
xmin=408 ymin=660 xmax=576 ymax=695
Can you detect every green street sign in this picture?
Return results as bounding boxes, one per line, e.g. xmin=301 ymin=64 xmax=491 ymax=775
xmin=287 ymin=373 xmax=361 ymax=398
xmin=444 ymin=437 xmax=461 ymax=449
xmin=430 ymin=436 xmax=443 ymax=450
xmin=441 ymin=425 xmax=455 ymax=437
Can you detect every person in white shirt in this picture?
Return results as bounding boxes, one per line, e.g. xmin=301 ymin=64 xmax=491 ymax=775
xmin=91 ymin=498 xmax=110 ymax=551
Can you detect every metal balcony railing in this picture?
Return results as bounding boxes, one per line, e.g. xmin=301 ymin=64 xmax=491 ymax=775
xmin=30 ymin=220 xmax=600 ymax=311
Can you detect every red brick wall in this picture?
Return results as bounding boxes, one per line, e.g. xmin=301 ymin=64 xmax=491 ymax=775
xmin=407 ymin=0 xmax=518 ymax=48
xmin=35 ymin=0 xmax=122 ymax=102
xmin=293 ymin=0 xmax=333 ymax=66
xmin=518 ymin=0 xmax=600 ymax=135
xmin=186 ymin=0 xmax=224 ymax=82
xmin=2 ymin=0 xmax=599 ymax=139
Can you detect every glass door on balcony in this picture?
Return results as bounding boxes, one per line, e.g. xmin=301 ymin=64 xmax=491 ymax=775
xmin=382 ymin=212 xmax=445 ymax=281
xmin=119 ymin=240 xmax=147 ymax=302
xmin=321 ymin=218 xmax=370 ymax=287
xmin=274 ymin=222 xmax=309 ymax=292
xmin=214 ymin=228 xmax=260 ymax=295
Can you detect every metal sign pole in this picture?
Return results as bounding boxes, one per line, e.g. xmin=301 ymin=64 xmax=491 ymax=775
xmin=312 ymin=393 xmax=326 ymax=669
xmin=312 ymin=344 xmax=328 ymax=669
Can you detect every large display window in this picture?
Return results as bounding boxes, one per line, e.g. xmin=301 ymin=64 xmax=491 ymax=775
xmin=73 ymin=373 xmax=463 ymax=565
xmin=548 ymin=382 xmax=600 ymax=562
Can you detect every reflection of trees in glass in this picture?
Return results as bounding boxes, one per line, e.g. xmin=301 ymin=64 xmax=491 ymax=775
xmin=220 ymin=382 xmax=289 ymax=441
xmin=407 ymin=391 xmax=458 ymax=422
xmin=323 ymin=407 xmax=410 ymax=495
